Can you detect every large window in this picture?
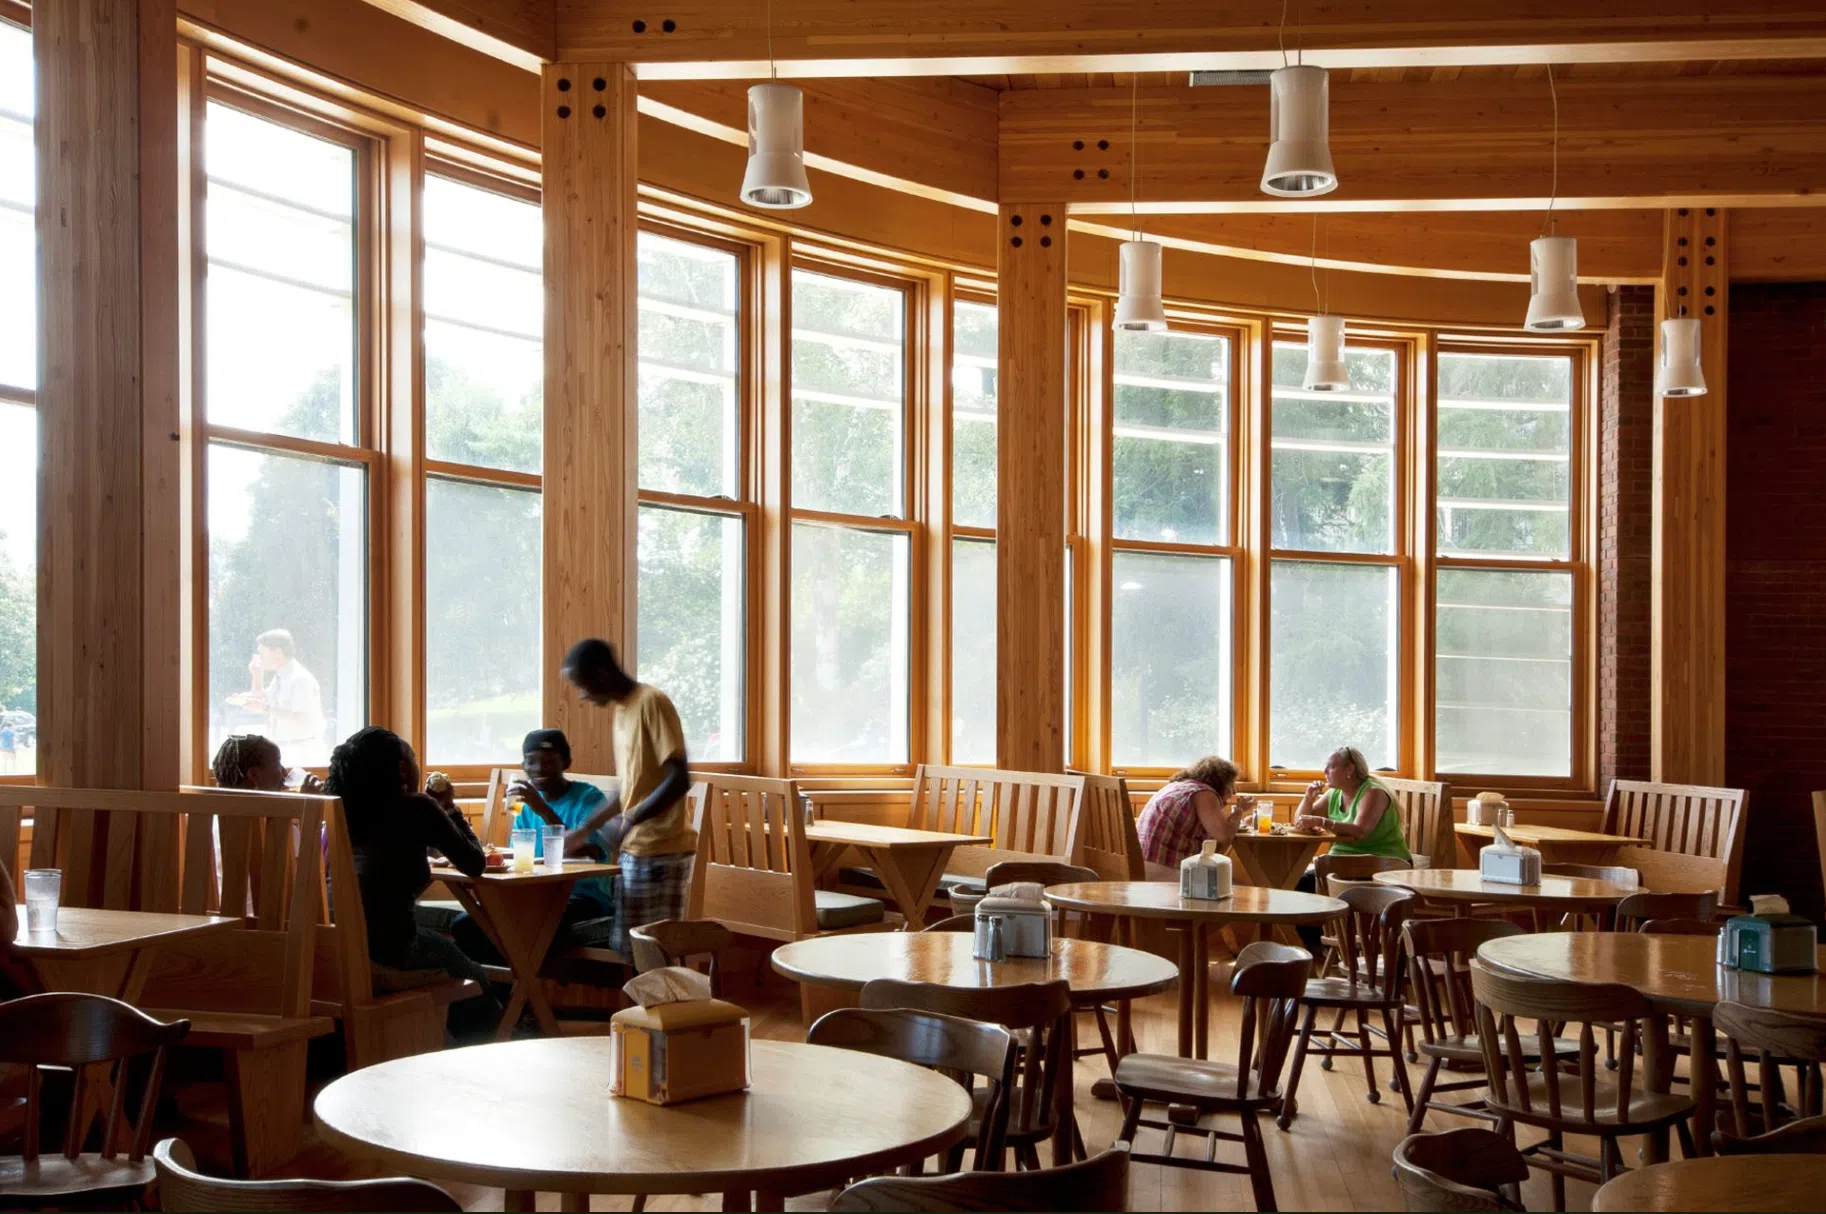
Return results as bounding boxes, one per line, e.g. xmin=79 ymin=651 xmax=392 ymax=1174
xmin=1433 ymin=351 xmax=1578 ymax=777
xmin=1108 ymin=328 xmax=1236 ymax=768
xmin=0 ymin=18 xmax=34 ymax=775
xmin=421 ymin=173 xmax=543 ymax=763
xmin=203 ymin=100 xmax=367 ymax=767
xmin=789 ymin=268 xmax=912 ymax=765
xmin=636 ymin=232 xmax=747 ymax=763
xmin=951 ymin=298 xmax=997 ymax=763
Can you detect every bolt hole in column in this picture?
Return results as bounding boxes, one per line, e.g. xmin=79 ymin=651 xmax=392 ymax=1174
xmin=1011 ymin=236 xmax=1024 ymax=248
xmin=633 ymin=19 xmax=647 ymax=32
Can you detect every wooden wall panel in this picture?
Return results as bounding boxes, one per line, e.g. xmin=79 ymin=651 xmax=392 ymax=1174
xmin=995 ymin=203 xmax=1067 ymax=771
xmin=1731 ymin=209 xmax=1826 ymax=282
xmin=541 ymin=63 xmax=638 ymax=770
xmin=1651 ymin=208 xmax=1729 ymax=786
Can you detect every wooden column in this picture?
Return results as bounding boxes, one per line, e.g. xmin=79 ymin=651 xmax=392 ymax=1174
xmin=36 ymin=0 xmax=183 ymax=798
xmin=541 ymin=64 xmax=638 ymax=770
xmin=1651 ymin=207 xmax=1728 ymax=786
xmin=995 ymin=204 xmax=1067 ymax=770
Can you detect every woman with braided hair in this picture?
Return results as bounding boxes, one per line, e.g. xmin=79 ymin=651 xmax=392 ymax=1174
xmin=209 ymin=733 xmax=325 ymax=793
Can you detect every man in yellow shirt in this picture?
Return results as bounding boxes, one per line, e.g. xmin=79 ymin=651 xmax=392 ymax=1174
xmin=564 ymin=638 xmax=696 ymax=953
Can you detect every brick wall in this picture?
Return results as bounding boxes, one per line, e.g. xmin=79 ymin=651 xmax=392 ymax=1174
xmin=1726 ymin=282 xmax=1826 ymax=919
xmin=1599 ymin=285 xmax=1656 ymax=792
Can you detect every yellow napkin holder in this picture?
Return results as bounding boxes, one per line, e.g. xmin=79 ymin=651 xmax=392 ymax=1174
xmin=609 ymin=968 xmax=751 ymax=1105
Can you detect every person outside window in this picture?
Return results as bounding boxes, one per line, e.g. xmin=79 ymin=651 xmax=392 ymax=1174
xmin=0 ymin=720 xmax=14 ymax=774
xmin=244 ymin=629 xmax=328 ymax=767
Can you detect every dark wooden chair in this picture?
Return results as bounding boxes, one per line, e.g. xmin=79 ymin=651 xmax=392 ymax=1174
xmin=1468 ymin=958 xmax=1696 ymax=1210
xmin=1312 ymin=852 xmax=1417 ymax=1059
xmin=1713 ymin=1001 xmax=1826 ymax=1152
xmin=1540 ymin=864 xmax=1641 ymax=931
xmin=628 ymin=919 xmax=735 ymax=997
xmin=152 ymin=1138 xmax=462 ymax=1211
xmin=1392 ymin=1127 xmax=1529 ymax=1212
xmin=808 ymin=1008 xmax=1016 ymax=1171
xmin=828 ymin=1143 xmax=1129 ymax=1212
xmin=0 ymin=994 xmax=189 ymax=1208
xmin=1618 ymin=889 xmax=1718 ymax=930
xmin=860 ymin=978 xmax=1073 ymax=1172
xmin=923 ymin=914 xmax=977 ymax=933
xmin=1113 ymin=942 xmax=1308 ymax=1211
xmin=1280 ymin=884 xmax=1415 ymax=1127
xmin=1638 ymin=918 xmax=1723 ymax=936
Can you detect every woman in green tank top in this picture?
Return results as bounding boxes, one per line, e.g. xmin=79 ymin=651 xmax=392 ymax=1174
xmin=1293 ymin=746 xmax=1411 ymax=862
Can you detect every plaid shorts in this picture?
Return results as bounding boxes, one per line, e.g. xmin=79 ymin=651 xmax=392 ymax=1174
xmin=605 ymin=851 xmax=695 ymax=954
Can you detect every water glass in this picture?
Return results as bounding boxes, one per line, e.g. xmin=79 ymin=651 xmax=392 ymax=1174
xmin=542 ymin=827 xmax=566 ymax=870
xmin=510 ymin=827 xmax=537 ymax=872
xmin=23 ymin=868 xmax=61 ymax=934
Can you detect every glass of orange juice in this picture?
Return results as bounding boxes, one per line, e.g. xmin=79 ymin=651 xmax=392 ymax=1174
xmin=1256 ymin=801 xmax=1275 ymax=834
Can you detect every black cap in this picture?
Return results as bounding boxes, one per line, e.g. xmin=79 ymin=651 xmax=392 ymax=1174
xmin=522 ymin=729 xmax=572 ymax=762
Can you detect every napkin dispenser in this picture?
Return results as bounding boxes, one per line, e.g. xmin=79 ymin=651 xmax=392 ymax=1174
xmin=609 ymin=968 xmax=751 ymax=1105
xmin=1722 ymin=896 xmax=1818 ymax=974
xmin=1478 ymin=826 xmax=1541 ymax=886
xmin=1180 ymin=839 xmax=1234 ymax=901
xmin=974 ymin=883 xmax=1053 ymax=959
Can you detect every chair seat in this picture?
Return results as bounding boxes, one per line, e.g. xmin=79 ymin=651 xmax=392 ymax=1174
xmin=1418 ymin=1033 xmax=1578 ymax=1065
xmin=0 ymin=1153 xmax=156 ymax=1200
xmin=814 ymin=889 xmax=887 ymax=930
xmin=413 ymin=899 xmax=464 ymax=932
xmin=1300 ymin=975 xmax=1401 ymax=1009
xmin=1484 ymin=1074 xmax=1696 ymax=1131
xmin=1115 ymin=1052 xmax=1278 ymax=1110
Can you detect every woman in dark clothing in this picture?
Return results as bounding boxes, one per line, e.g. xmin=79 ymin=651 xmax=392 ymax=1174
xmin=325 ymin=726 xmax=500 ymax=1040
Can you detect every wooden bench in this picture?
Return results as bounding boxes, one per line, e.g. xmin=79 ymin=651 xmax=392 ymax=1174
xmin=1603 ymin=778 xmax=1748 ymax=907
xmin=1380 ymin=775 xmax=1453 ymax=869
xmin=904 ymin=765 xmax=1088 ymax=892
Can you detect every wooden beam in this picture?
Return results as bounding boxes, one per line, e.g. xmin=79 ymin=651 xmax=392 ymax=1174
xmin=36 ymin=0 xmax=184 ymax=792
xmin=1651 ymin=207 xmax=1727 ymax=786
xmin=995 ymin=202 xmax=1067 ymax=771
xmin=542 ymin=63 xmax=638 ymax=770
xmin=554 ymin=0 xmax=1826 ymax=78
xmin=1731 ymin=209 xmax=1826 ymax=282
xmin=1000 ymin=76 xmax=1826 ymax=210
xmin=355 ymin=0 xmax=552 ymax=70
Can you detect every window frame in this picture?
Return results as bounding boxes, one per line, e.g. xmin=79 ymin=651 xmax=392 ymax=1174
xmin=944 ymin=283 xmax=998 ymax=766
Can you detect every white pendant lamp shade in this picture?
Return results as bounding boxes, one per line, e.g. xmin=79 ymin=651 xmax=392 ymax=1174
xmin=1304 ymin=314 xmax=1348 ymax=391
xmin=740 ymin=82 xmax=812 ymax=209
xmin=1524 ymin=235 xmax=1584 ymax=331
xmin=1114 ymin=239 xmax=1168 ymax=331
xmin=1261 ymin=65 xmax=1338 ymax=197
xmin=1656 ymin=317 xmax=1708 ymax=398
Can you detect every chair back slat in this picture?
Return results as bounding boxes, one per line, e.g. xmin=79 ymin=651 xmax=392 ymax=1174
xmin=1603 ymin=778 xmax=1748 ymax=905
xmin=1071 ymin=772 xmax=1144 ymax=881
xmin=1229 ymin=941 xmax=1310 ymax=1100
xmin=687 ymin=772 xmax=816 ymax=941
xmin=1379 ymin=775 xmax=1452 ymax=867
xmin=1714 ymin=1001 xmax=1826 ymax=1150
xmin=1336 ymin=885 xmax=1414 ymax=993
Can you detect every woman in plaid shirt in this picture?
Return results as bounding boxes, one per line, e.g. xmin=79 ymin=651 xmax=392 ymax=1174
xmin=1136 ymin=756 xmax=1257 ymax=878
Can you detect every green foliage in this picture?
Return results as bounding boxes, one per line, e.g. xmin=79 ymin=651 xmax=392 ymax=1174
xmin=0 ymin=533 xmax=33 ymax=713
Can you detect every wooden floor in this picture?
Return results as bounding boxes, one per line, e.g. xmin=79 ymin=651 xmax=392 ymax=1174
xmin=166 ymin=954 xmax=1610 ymax=1212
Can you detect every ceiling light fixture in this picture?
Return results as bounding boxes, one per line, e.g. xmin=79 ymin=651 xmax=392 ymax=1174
xmin=739 ymin=0 xmax=811 ymax=209
xmin=1115 ymin=77 xmax=1167 ymax=331
xmin=1261 ymin=4 xmax=1336 ymax=197
xmin=1303 ymin=215 xmax=1348 ymax=391
xmin=1523 ymin=65 xmax=1582 ymax=331
xmin=1656 ymin=318 xmax=1708 ymax=397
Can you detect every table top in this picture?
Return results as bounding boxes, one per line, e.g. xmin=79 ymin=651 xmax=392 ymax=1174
xmin=1455 ymin=822 xmax=1642 ymax=846
xmin=313 ymin=1038 xmax=971 ymax=1196
xmin=432 ymin=861 xmax=620 ymax=886
xmin=1477 ymin=932 xmax=1826 ymax=1018
xmin=1592 ymin=1155 xmax=1826 ymax=1212
xmin=1230 ymin=829 xmax=1337 ymax=844
xmin=1373 ymin=868 xmax=1637 ymax=905
xmin=1042 ymin=881 xmax=1348 ymax=925
xmin=10 ymin=906 xmax=237 ymax=958
xmin=770 ymin=932 xmax=1178 ymax=1002
xmin=804 ymin=821 xmax=993 ymax=850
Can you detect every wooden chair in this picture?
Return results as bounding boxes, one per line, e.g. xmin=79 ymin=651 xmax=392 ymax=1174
xmin=860 ymin=978 xmax=1074 ymax=1172
xmin=923 ymin=913 xmax=977 ymax=933
xmin=1072 ymin=773 xmax=1144 ymax=882
xmin=0 ymin=994 xmax=189 ymax=1207
xmin=1713 ymin=1001 xmax=1826 ymax=1152
xmin=153 ymin=1138 xmax=462 ymax=1211
xmin=808 ymin=1008 xmax=1016 ymax=1171
xmin=1618 ymin=889 xmax=1717 ymax=929
xmin=1392 ymin=1128 xmax=1529 ymax=1213
xmin=1280 ymin=884 xmax=1415 ymax=1127
xmin=1313 ymin=852 xmax=1412 ymax=971
xmin=628 ymin=920 xmax=735 ymax=997
xmin=905 ymin=766 xmax=1088 ymax=891
xmin=1468 ymin=957 xmax=1696 ymax=1210
xmin=1115 ymin=942 xmax=1310 ymax=1212
xmin=1602 ymin=779 xmax=1748 ymax=908
xmin=1380 ymin=775 xmax=1453 ymax=869
xmin=828 ymin=1143 xmax=1130 ymax=1212
xmin=1540 ymin=865 xmax=1642 ymax=931
xmin=1639 ymin=918 xmax=1722 ymax=936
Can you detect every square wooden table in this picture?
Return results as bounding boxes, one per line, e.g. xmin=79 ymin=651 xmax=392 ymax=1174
xmin=804 ymin=821 xmax=993 ymax=930
xmin=1454 ymin=822 xmax=1643 ymax=866
xmin=1226 ymin=828 xmax=1335 ymax=890
xmin=11 ymin=905 xmax=239 ymax=1002
xmin=430 ymin=862 xmax=619 ymax=1039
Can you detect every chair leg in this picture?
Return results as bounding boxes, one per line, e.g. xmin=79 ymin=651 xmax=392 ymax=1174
xmin=1279 ymin=1005 xmax=1319 ymax=1130
xmin=1355 ymin=1010 xmax=1382 ymax=1105
xmin=1119 ymin=1092 xmax=1145 ymax=1144
xmin=1015 ymin=1141 xmax=1043 ymax=1171
xmin=1320 ymin=1004 xmax=1348 ymax=1071
xmin=1548 ymin=1131 xmax=1566 ymax=1212
xmin=1406 ymin=1056 xmax=1442 ymax=1136
xmin=1240 ymin=1109 xmax=1277 ymax=1212
xmin=1094 ymin=1005 xmax=1121 ymax=1074
xmin=632 ymin=1197 xmax=646 ymax=1213
xmin=1675 ymin=1116 xmax=1697 ymax=1159
xmin=1381 ymin=1007 xmax=1413 ymax=1114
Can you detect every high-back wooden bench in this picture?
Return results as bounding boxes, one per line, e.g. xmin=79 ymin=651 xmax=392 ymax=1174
xmin=1073 ymin=772 xmax=1144 ymax=882
xmin=1602 ymin=778 xmax=1748 ymax=907
xmin=907 ymin=766 xmax=1088 ymax=889
xmin=1379 ymin=775 xmax=1453 ymax=868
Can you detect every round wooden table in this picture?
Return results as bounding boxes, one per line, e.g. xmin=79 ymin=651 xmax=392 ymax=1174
xmin=1592 ymin=1154 xmax=1826 ymax=1211
xmin=313 ymin=1037 xmax=971 ymax=1211
xmin=1479 ymin=932 xmax=1826 ymax=1161
xmin=1373 ymin=868 xmax=1636 ymax=921
xmin=1042 ymin=881 xmax=1347 ymax=1059
xmin=770 ymin=930 xmax=1179 ymax=1005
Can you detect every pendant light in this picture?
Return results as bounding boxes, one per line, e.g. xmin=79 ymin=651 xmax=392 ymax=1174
xmin=1303 ymin=215 xmax=1348 ymax=391
xmin=739 ymin=0 xmax=811 ymax=209
xmin=1261 ymin=65 xmax=1337 ymax=197
xmin=1523 ymin=65 xmax=1582 ymax=330
xmin=1115 ymin=78 xmax=1167 ymax=331
xmin=1656 ymin=317 xmax=1708 ymax=397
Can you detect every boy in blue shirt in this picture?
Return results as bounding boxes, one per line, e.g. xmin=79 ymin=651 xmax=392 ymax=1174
xmin=449 ymin=728 xmax=617 ymax=965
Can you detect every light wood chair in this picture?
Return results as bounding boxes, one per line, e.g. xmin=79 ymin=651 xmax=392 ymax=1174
xmin=1072 ymin=773 xmax=1144 ymax=882
xmin=860 ymin=978 xmax=1074 ymax=1173
xmin=828 ymin=1143 xmax=1130 ymax=1212
xmin=153 ymin=1138 xmax=462 ymax=1211
xmin=1392 ymin=1128 xmax=1530 ymax=1213
xmin=1468 ymin=957 xmax=1697 ymax=1210
xmin=1380 ymin=775 xmax=1453 ymax=869
xmin=0 ymin=994 xmax=189 ymax=1207
xmin=808 ymin=1007 xmax=1016 ymax=1171
xmin=1602 ymin=779 xmax=1748 ymax=908
xmin=628 ymin=919 xmax=735 ymax=997
xmin=1115 ymin=942 xmax=1310 ymax=1211
xmin=906 ymin=766 xmax=1089 ymax=890
xmin=1713 ymin=1001 xmax=1826 ymax=1152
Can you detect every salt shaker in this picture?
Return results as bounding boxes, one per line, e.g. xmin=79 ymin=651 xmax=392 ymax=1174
xmin=1498 ymin=804 xmax=1515 ymax=829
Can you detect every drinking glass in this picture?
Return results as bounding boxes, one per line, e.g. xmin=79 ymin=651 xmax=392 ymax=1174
xmin=542 ymin=827 xmax=566 ymax=870
xmin=510 ymin=828 xmax=537 ymax=872
xmin=23 ymin=868 xmax=61 ymax=934
xmin=1255 ymin=802 xmax=1275 ymax=834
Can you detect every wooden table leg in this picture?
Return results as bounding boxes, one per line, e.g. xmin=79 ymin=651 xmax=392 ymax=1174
xmin=1052 ymin=1011 xmax=1076 ymax=1166
xmin=1642 ymin=1012 xmax=1674 ymax=1164
xmin=1176 ymin=920 xmax=1197 ymax=1057
xmin=1193 ymin=922 xmax=1211 ymax=1060
xmin=1691 ymin=1014 xmax=1718 ymax=1157
xmin=504 ymin=1189 xmax=536 ymax=1211
xmin=454 ymin=882 xmax=573 ymax=1039
xmin=866 ymin=845 xmax=950 ymax=932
